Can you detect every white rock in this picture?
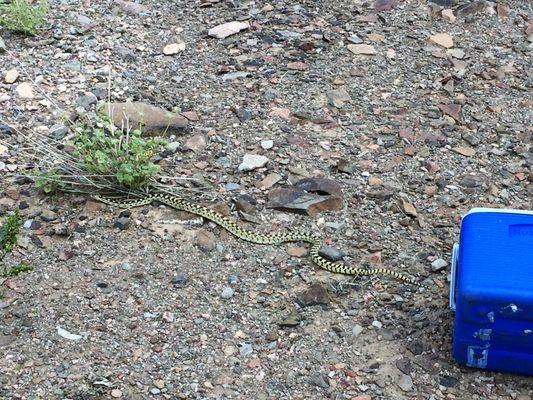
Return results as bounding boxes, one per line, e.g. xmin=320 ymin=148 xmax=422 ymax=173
xmin=15 ymin=82 xmax=34 ymax=99
xmin=163 ymin=42 xmax=186 ymax=55
xmin=372 ymin=320 xmax=383 ymax=329
xmin=431 ymin=258 xmax=448 ymax=272
xmin=347 ymin=44 xmax=376 ymax=55
xmin=0 ymin=36 xmax=5 ymax=52
xmin=398 ymin=374 xmax=413 ymax=391
xmin=238 ymin=154 xmax=268 ymax=171
xmin=57 ymin=326 xmax=83 ymax=341
xmin=208 ymin=21 xmax=249 ymax=39
xmin=260 ymin=139 xmax=274 ymax=150
xmin=4 ymin=68 xmax=19 ymax=84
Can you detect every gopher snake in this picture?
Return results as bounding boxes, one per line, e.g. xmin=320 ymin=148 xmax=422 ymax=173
xmin=95 ymin=192 xmax=423 ymax=287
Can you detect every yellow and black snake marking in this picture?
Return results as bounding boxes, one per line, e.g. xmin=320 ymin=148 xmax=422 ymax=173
xmin=95 ymin=192 xmax=424 ymax=288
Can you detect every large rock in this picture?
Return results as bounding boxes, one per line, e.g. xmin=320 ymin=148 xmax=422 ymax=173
xmin=98 ymin=102 xmax=189 ymax=136
xmin=267 ymin=176 xmax=343 ymax=216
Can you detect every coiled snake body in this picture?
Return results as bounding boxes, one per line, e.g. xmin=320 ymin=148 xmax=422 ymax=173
xmin=95 ymin=192 xmax=423 ymax=287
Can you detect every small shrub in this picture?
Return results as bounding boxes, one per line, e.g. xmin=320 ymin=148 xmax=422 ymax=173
xmin=0 ymin=0 xmax=49 ymax=35
xmin=73 ymin=119 xmax=168 ymax=189
xmin=0 ymin=208 xmax=32 ymax=278
xmin=34 ymin=168 xmax=65 ymax=194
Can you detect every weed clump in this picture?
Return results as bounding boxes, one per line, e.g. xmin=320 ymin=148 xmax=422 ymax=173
xmin=0 ymin=0 xmax=48 ymax=36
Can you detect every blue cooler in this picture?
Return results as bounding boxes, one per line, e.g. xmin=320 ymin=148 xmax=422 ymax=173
xmin=450 ymin=208 xmax=533 ymax=376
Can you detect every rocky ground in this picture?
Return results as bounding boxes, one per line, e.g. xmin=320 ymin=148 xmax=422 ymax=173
xmin=0 ymin=0 xmax=532 ymax=399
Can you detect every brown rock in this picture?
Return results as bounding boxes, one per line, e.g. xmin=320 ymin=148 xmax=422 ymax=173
xmin=452 ymin=146 xmax=475 ymax=157
xmin=194 ymin=228 xmax=216 ymax=252
xmin=234 ymin=195 xmax=256 ymax=214
xmin=267 ymin=188 xmax=342 ymax=216
xmin=287 ymin=245 xmax=308 ymax=257
xmin=114 ymin=0 xmax=150 ymax=15
xmin=374 ymin=0 xmax=395 ymax=11
xmin=429 ymin=33 xmax=454 ymax=48
xmin=296 ymin=283 xmax=330 ymax=307
xmin=287 ymin=62 xmax=309 ymax=71
xmin=258 ymin=173 xmax=281 ymax=189
xmin=327 ymin=88 xmax=351 ymax=108
xmin=456 ymin=1 xmax=487 ymax=18
xmin=295 ymin=177 xmax=343 ymax=198
xmin=99 ymin=102 xmax=188 ymax=136
xmin=438 ymin=103 xmax=461 ymax=121
xmin=400 ymin=200 xmax=417 ymax=218
xmin=184 ymin=134 xmax=207 ymax=152
xmin=347 ymin=44 xmax=377 ymax=55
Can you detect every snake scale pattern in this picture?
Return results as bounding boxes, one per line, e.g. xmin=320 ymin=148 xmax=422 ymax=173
xmin=95 ymin=192 xmax=423 ymax=287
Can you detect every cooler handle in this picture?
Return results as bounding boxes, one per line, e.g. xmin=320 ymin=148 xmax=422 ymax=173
xmin=449 ymin=243 xmax=459 ymax=311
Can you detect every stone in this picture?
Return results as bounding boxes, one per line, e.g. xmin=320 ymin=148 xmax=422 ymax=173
xmin=452 ymin=146 xmax=475 ymax=157
xmin=352 ymin=324 xmax=364 ymax=336
xmin=57 ymin=327 xmax=83 ymax=341
xmin=49 ymin=124 xmax=69 ymax=140
xmin=235 ymin=195 xmax=256 ymax=213
xmin=258 ymin=173 xmax=281 ymax=189
xmin=278 ymin=310 xmax=300 ymax=327
xmin=172 ymin=274 xmax=190 ymax=285
xmin=221 ymin=286 xmax=235 ymax=299
xmin=347 ymin=44 xmax=376 ymax=55
xmin=327 ymin=88 xmax=351 ymax=108
xmin=456 ymin=1 xmax=486 ymax=18
xmin=309 ymin=373 xmax=329 ymax=389
xmin=374 ymin=0 xmax=396 ymax=11
xmin=184 ymin=134 xmax=207 ymax=152
xmin=336 ymin=159 xmax=354 ymax=174
xmin=114 ymin=216 xmax=130 ymax=230
xmin=238 ymin=154 xmax=269 ymax=172
xmin=287 ymin=245 xmax=307 ymax=257
xmin=239 ymin=343 xmax=253 ymax=356
xmin=4 ymin=69 xmax=19 ymax=84
xmin=447 ymin=48 xmax=465 ymax=59
xmin=236 ymin=107 xmax=252 ymax=122
xmin=15 ymin=82 xmax=34 ymax=99
xmin=98 ymin=102 xmax=188 ymax=136
xmin=400 ymin=200 xmax=417 ymax=218
xmin=194 ymin=228 xmax=216 ymax=252
xmin=163 ymin=42 xmax=185 ymax=55
xmin=398 ymin=374 xmax=413 ymax=391
xmin=431 ymin=258 xmax=448 ymax=272
xmin=114 ymin=0 xmax=150 ymax=15
xmin=438 ymin=103 xmax=461 ymax=121
xmin=75 ymin=93 xmax=98 ymax=110
xmin=319 ymin=246 xmax=345 ymax=261
xmin=208 ymin=21 xmax=249 ymax=39
xmin=439 ymin=375 xmax=459 ymax=387
xmin=429 ymin=33 xmax=454 ymax=48
xmin=260 ymin=139 xmax=273 ymax=150
xmin=267 ymin=177 xmax=343 ymax=216
xmin=0 ymin=36 xmax=5 ymax=52
xmin=111 ymin=389 xmax=123 ymax=398
xmin=296 ymin=283 xmax=330 ymax=307
xmin=286 ymin=61 xmax=309 ymax=71
xmin=442 ymin=9 xmax=456 ymax=22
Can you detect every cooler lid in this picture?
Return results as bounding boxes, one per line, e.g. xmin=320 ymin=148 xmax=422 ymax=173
xmin=457 ymin=208 xmax=533 ymax=299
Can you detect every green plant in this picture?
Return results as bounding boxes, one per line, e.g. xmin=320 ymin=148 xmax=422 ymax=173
xmin=34 ymin=168 xmax=65 ymax=194
xmin=0 ymin=0 xmax=49 ymax=36
xmin=0 ymin=208 xmax=32 ymax=278
xmin=73 ymin=120 xmax=168 ymax=189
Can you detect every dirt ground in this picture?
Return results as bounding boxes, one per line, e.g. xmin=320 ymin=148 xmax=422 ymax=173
xmin=0 ymin=0 xmax=532 ymax=399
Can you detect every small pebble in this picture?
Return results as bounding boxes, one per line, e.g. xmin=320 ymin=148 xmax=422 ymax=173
xmin=221 ymin=286 xmax=235 ymax=299
xmin=172 ymin=274 xmax=190 ymax=285
xmin=239 ymin=343 xmax=253 ymax=356
xmin=260 ymin=139 xmax=274 ymax=150
xmin=431 ymin=258 xmax=448 ymax=272
xmin=372 ymin=320 xmax=383 ymax=329
xmin=227 ymin=275 xmax=239 ymax=284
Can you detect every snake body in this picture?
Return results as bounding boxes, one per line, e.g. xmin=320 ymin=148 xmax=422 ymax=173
xmin=95 ymin=192 xmax=423 ymax=287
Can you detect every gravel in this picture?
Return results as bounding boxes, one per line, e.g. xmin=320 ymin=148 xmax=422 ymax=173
xmin=0 ymin=0 xmax=532 ymax=399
